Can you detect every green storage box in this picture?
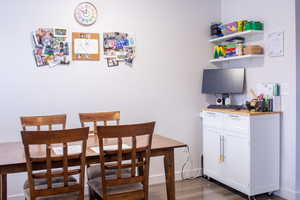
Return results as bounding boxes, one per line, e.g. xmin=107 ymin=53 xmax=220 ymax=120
xmin=245 ymin=21 xmax=263 ymax=31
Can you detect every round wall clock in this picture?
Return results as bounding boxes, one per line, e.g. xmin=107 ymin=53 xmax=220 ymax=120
xmin=74 ymin=2 xmax=98 ymax=26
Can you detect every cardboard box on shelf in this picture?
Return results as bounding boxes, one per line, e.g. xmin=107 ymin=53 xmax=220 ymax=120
xmin=244 ymin=45 xmax=264 ymax=55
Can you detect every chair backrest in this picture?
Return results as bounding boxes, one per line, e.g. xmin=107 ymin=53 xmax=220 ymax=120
xmin=79 ymin=111 xmax=120 ymax=135
xmin=96 ymin=122 xmax=155 ymax=199
xmin=20 ymin=114 xmax=67 ymax=131
xmin=21 ymin=128 xmax=89 ymax=200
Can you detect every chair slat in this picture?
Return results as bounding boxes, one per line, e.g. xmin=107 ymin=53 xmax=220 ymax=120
xmin=79 ymin=111 xmax=120 ymax=123
xmin=32 ymin=184 xmax=81 ymax=197
xmin=32 ymin=169 xmax=81 ymax=179
xmin=93 ymin=121 xmax=97 ymax=135
xmin=104 ymin=161 xmax=145 ymax=170
xmin=22 ymin=129 xmax=90 ymax=145
xmin=131 ymin=136 xmax=137 ymax=177
xmin=80 ymin=138 xmax=87 ymax=187
xmin=97 ymin=122 xmax=155 ymax=138
xmin=79 ymin=111 xmax=120 ymax=137
xmin=63 ymin=143 xmax=68 ymax=187
xmin=46 ymin=144 xmax=52 ymax=189
xmin=30 ymin=153 xmax=82 ymax=162
xmin=117 ymin=137 xmax=122 ymax=179
xmin=105 ymin=176 xmax=144 ymax=187
xmin=20 ymin=114 xmax=67 ymax=130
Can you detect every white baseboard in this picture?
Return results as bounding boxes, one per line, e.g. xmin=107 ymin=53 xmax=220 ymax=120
xmin=7 ymin=168 xmax=201 ymax=200
xmin=149 ymin=168 xmax=201 ymax=185
xmin=276 ymin=187 xmax=300 ymax=200
xmin=6 ymin=193 xmax=24 ymax=200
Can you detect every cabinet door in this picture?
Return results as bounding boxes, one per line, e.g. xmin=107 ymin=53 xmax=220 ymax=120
xmin=203 ymin=127 xmax=223 ymax=180
xmin=223 ymin=132 xmax=250 ymax=194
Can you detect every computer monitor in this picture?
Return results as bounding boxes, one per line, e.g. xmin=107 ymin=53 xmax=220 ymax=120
xmin=202 ymin=68 xmax=245 ymax=95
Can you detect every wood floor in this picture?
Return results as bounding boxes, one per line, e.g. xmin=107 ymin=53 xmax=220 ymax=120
xmin=85 ymin=177 xmax=284 ymax=200
xmin=148 ymin=178 xmax=284 ymax=200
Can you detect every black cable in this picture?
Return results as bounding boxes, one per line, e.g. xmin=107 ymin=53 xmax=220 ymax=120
xmin=181 ymin=145 xmax=201 ymax=181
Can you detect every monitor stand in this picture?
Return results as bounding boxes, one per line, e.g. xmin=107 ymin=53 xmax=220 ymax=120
xmin=207 ymin=94 xmax=243 ymax=110
xmin=221 ymin=93 xmax=230 ymax=106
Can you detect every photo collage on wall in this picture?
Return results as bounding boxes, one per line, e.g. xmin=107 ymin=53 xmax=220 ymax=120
xmin=103 ymin=32 xmax=136 ymax=67
xmin=32 ymin=28 xmax=70 ymax=67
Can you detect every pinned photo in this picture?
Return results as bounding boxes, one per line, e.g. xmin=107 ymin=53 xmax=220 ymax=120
xmin=116 ymin=51 xmax=126 ymax=61
xmin=104 ymin=49 xmax=117 ymax=57
xmin=103 ymin=32 xmax=136 ymax=67
xmin=32 ymin=28 xmax=70 ymax=68
xmin=54 ymin=28 xmax=67 ymax=37
xmin=107 ymin=58 xmax=119 ymax=67
xmin=124 ymin=47 xmax=135 ymax=65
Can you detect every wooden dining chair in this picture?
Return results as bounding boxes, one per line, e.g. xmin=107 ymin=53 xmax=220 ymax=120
xmin=20 ymin=114 xmax=78 ymax=190
xmin=21 ymin=127 xmax=89 ymax=200
xmin=20 ymin=114 xmax=67 ymax=131
xmin=88 ymin=122 xmax=155 ymax=200
xmin=79 ymin=111 xmax=121 ymax=198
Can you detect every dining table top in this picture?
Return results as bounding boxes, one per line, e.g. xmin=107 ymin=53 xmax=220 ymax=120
xmin=0 ymin=134 xmax=187 ymax=167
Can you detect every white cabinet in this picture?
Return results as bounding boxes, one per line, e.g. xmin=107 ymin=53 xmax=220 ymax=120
xmin=203 ymin=127 xmax=222 ymax=179
xmin=202 ymin=109 xmax=280 ymax=197
xmin=223 ymin=131 xmax=250 ymax=194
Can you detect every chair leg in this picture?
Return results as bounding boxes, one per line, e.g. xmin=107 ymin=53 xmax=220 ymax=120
xmin=143 ymin=180 xmax=149 ymax=200
xmin=144 ymin=187 xmax=149 ymax=200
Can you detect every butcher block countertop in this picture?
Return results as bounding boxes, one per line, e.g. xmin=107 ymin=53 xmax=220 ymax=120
xmin=202 ymin=108 xmax=281 ymax=116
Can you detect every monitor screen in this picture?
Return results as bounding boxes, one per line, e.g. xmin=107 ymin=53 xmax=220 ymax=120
xmin=202 ymin=68 xmax=245 ymax=94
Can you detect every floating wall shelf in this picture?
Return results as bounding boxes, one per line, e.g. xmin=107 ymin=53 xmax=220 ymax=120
xmin=210 ymin=54 xmax=264 ymax=64
xmin=209 ymin=30 xmax=264 ymax=43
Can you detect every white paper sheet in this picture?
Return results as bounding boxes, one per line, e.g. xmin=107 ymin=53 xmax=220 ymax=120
xmin=90 ymin=144 xmax=131 ymax=154
xmin=74 ymin=39 xmax=99 ymax=54
xmin=267 ymin=32 xmax=284 ymax=57
xmin=52 ymin=145 xmax=82 ymax=155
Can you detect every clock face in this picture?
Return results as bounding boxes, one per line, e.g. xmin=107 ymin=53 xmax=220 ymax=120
xmin=74 ymin=2 xmax=97 ymax=26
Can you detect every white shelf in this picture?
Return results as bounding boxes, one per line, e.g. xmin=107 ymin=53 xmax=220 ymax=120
xmin=210 ymin=54 xmax=264 ymax=63
xmin=209 ymin=30 xmax=264 ymax=43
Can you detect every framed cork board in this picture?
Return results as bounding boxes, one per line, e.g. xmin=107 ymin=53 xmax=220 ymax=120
xmin=72 ymin=32 xmax=100 ymax=61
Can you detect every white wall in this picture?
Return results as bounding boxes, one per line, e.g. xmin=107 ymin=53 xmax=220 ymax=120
xmin=0 ymin=0 xmax=220 ymax=198
xmin=295 ymin=0 xmax=300 ymax=199
xmin=221 ymin=0 xmax=297 ymax=199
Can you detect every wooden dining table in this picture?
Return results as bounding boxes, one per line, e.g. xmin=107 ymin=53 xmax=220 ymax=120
xmin=0 ymin=134 xmax=186 ymax=200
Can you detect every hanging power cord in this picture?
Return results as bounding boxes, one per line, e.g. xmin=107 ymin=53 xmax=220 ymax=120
xmin=180 ymin=145 xmax=201 ymax=181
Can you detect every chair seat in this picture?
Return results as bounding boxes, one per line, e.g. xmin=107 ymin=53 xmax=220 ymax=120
xmin=24 ymin=182 xmax=80 ymax=200
xmin=87 ymin=164 xmax=131 ymax=180
xmin=23 ymin=176 xmax=77 ymax=190
xmin=88 ymin=176 xmax=144 ymax=197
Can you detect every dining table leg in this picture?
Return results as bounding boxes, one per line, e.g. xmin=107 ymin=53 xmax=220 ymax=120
xmin=164 ymin=149 xmax=175 ymax=200
xmin=0 ymin=174 xmax=7 ymax=200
